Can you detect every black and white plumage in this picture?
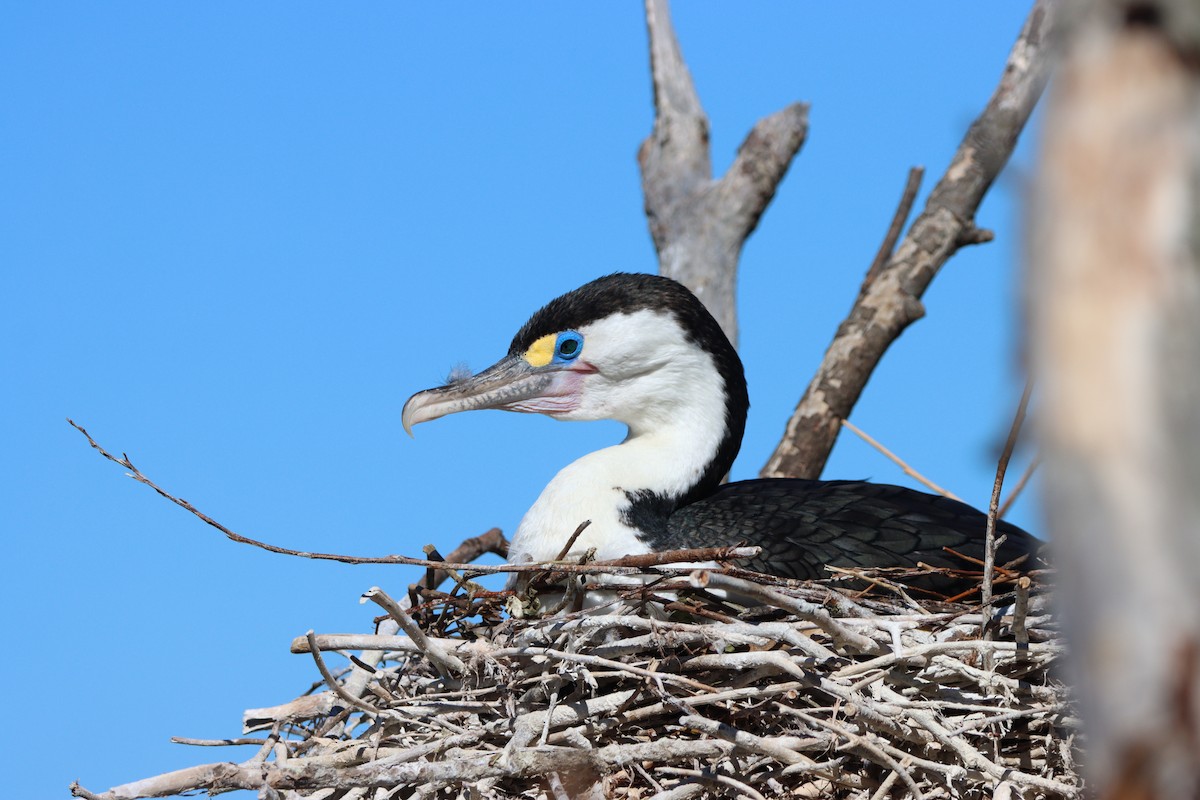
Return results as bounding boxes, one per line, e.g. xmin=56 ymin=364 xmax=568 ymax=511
xmin=402 ymin=272 xmax=1036 ymax=593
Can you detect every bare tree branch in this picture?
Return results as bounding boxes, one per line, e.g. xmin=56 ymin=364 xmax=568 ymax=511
xmin=639 ymin=0 xmax=808 ymax=345
xmin=640 ymin=0 xmax=709 ymax=202
xmin=717 ymin=105 xmax=813 ymax=246
xmin=762 ymin=0 xmax=1055 ymax=479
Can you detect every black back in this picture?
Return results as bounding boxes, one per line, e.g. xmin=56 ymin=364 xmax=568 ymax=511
xmin=662 ymin=478 xmax=1040 ymax=593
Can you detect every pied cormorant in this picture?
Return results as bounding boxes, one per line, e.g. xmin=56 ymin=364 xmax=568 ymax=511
xmin=402 ymin=273 xmax=1037 ymax=594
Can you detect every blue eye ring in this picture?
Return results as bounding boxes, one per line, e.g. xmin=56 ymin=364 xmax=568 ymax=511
xmin=553 ymin=331 xmax=584 ymax=363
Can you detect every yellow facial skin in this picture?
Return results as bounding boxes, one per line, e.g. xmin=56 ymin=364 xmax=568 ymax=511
xmin=523 ymin=333 xmax=558 ymax=368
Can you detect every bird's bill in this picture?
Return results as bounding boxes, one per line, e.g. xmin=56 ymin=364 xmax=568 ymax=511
xmin=402 ymin=355 xmax=582 ymax=435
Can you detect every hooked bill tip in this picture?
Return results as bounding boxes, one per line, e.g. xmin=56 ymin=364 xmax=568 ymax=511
xmin=401 ymin=387 xmax=454 ymax=436
xmin=401 ymin=393 xmax=424 ymax=438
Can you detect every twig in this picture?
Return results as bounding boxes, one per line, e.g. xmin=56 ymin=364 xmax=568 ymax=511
xmin=998 ymin=454 xmax=1041 ymax=519
xmin=948 ymin=704 xmax=1065 ymax=736
xmin=419 ymin=529 xmax=510 ymax=592
xmin=1012 ymin=575 xmax=1032 ymax=648
xmin=492 ymin=645 xmax=717 ymax=693
xmin=834 ymin=639 xmax=1061 ymax=679
xmin=861 ymin=166 xmax=925 ymax=293
xmin=824 ymin=564 xmax=933 ymax=611
xmin=305 ymin=631 xmax=381 ymax=720
xmin=70 ymin=421 xmax=760 ymax=578
xmin=589 ymin=546 xmax=759 ymax=569
xmin=361 ymin=587 xmax=466 ymax=678
xmin=171 ymin=737 xmax=278 ymax=748
xmin=554 ymin=520 xmax=592 ymax=561
xmin=69 ymin=418 xmax=500 ymax=569
xmin=691 ymin=571 xmax=883 ymax=654
xmin=421 ymin=544 xmax=474 ymax=597
xmin=655 ymin=767 xmax=767 ymax=800
xmin=793 ymin=711 xmax=928 ymax=800
xmin=867 ymin=757 xmax=912 ymax=800
xmin=679 ymin=713 xmax=824 ymax=767
xmin=646 ymin=783 xmax=706 ymax=800
xmin=841 ymin=419 xmax=962 ymax=501
xmin=982 ymin=379 xmax=1033 ymax=630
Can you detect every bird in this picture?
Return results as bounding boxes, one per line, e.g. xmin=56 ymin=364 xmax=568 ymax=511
xmin=402 ymin=272 xmax=1038 ymax=597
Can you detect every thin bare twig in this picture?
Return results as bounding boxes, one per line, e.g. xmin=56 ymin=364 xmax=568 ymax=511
xmin=998 ymin=454 xmax=1041 ymax=519
xmin=362 ymin=587 xmax=466 ymax=678
xmin=655 ymin=767 xmax=768 ymax=800
xmin=554 ymin=520 xmax=592 ymax=561
xmin=861 ymin=166 xmax=925 ymax=293
xmin=70 ymin=417 xmax=759 ymax=577
xmin=982 ymin=379 xmax=1034 ymax=622
xmin=170 ymin=736 xmax=278 ymax=748
xmin=305 ymin=631 xmax=380 ymax=720
xmin=1012 ymin=575 xmax=1032 ymax=648
xmin=840 ymin=418 xmax=963 ymax=501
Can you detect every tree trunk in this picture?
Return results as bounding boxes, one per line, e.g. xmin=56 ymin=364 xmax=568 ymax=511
xmin=1028 ymin=2 xmax=1200 ymax=796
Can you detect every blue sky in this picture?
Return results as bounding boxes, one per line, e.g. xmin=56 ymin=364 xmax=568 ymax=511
xmin=3 ymin=4 xmax=1039 ymax=797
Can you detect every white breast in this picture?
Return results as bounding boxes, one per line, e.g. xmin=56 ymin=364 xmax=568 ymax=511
xmin=507 ymin=445 xmax=649 ymax=569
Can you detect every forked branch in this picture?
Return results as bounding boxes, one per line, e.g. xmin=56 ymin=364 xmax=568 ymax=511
xmin=762 ymin=0 xmax=1055 ymax=479
xmin=640 ymin=0 xmax=809 ymax=345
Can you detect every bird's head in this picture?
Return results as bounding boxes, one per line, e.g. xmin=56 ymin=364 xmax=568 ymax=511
xmin=402 ymin=273 xmax=748 ymax=467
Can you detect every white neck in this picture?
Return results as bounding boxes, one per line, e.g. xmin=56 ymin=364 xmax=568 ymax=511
xmin=507 ymin=355 xmax=728 ymax=569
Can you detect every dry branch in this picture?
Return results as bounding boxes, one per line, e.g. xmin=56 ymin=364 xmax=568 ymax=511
xmin=762 ymin=0 xmax=1056 ymax=479
xmin=67 ymin=418 xmax=516 ymax=571
xmin=861 ymin=167 xmax=926 ymax=294
xmin=639 ymin=0 xmax=808 ymax=344
xmin=70 ymin=414 xmax=762 ymax=580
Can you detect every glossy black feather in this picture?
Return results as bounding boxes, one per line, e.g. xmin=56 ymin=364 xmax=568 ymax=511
xmin=660 ymin=479 xmax=1039 ymax=591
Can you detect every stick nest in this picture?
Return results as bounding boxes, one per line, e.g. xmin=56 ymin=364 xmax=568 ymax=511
xmin=72 ymin=561 xmax=1079 ymax=800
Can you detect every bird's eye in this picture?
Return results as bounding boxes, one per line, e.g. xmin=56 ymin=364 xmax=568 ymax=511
xmin=554 ymin=331 xmax=583 ymax=362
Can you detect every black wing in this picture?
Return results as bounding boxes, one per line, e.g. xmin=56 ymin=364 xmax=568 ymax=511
xmin=663 ymin=479 xmax=1040 ymax=589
